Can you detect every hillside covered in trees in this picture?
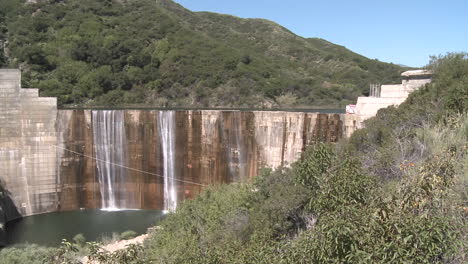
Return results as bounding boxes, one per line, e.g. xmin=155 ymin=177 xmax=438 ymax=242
xmin=0 ymin=0 xmax=405 ymax=108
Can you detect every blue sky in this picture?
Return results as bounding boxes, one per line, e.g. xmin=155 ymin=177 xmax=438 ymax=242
xmin=173 ymin=0 xmax=467 ymax=67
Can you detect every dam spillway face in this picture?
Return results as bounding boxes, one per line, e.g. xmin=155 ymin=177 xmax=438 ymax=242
xmin=1 ymin=70 xmax=359 ymax=216
xmin=56 ymin=110 xmax=355 ymax=212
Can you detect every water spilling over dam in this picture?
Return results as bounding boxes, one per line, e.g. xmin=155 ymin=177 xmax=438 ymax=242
xmin=158 ymin=111 xmax=177 ymax=212
xmin=0 ymin=69 xmax=360 ymax=219
xmin=92 ymin=110 xmax=128 ymax=210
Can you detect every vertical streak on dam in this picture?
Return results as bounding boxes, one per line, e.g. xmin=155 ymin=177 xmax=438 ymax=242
xmin=158 ymin=111 xmax=177 ymax=212
xmin=221 ymin=111 xmax=248 ymax=182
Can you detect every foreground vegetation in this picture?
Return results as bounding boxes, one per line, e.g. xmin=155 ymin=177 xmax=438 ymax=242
xmin=0 ymin=0 xmax=404 ymax=108
xmin=140 ymin=53 xmax=467 ymax=263
xmin=0 ymin=53 xmax=465 ymax=263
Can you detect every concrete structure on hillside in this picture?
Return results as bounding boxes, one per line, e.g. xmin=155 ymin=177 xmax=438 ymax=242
xmin=0 ymin=69 xmax=58 ymax=216
xmin=0 ymin=69 xmax=360 ymax=218
xmin=353 ymin=70 xmax=432 ymax=127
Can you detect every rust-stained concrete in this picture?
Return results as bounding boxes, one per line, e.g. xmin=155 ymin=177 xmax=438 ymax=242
xmin=55 ymin=110 xmax=354 ymax=211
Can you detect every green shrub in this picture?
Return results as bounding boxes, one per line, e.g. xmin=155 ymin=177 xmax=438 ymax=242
xmin=0 ymin=244 xmax=54 ymax=264
xmin=143 ymin=184 xmax=253 ymax=263
xmin=120 ymin=230 xmax=138 ymax=240
xmin=142 ymin=167 xmax=311 ymax=263
xmin=72 ymin=233 xmax=86 ymax=247
xmin=294 ymin=143 xmax=375 ymax=214
xmin=110 ymin=243 xmax=145 ymax=264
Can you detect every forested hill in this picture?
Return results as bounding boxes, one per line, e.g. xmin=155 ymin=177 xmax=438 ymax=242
xmin=0 ymin=0 xmax=405 ymax=108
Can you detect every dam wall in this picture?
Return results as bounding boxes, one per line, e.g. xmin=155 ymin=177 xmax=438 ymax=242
xmin=55 ymin=110 xmax=357 ymax=212
xmin=0 ymin=69 xmax=359 ymax=217
xmin=354 ymin=70 xmax=432 ymax=126
xmin=0 ymin=69 xmax=57 ymax=217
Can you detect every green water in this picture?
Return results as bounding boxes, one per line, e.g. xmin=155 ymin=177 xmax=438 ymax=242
xmin=5 ymin=210 xmax=165 ymax=247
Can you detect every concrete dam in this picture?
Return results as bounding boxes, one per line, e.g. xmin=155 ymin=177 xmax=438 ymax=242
xmin=0 ymin=69 xmax=359 ymax=222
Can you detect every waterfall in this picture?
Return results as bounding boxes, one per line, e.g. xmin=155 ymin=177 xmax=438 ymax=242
xmin=158 ymin=111 xmax=177 ymax=212
xmin=226 ymin=112 xmax=247 ymax=182
xmin=92 ymin=110 xmax=127 ymax=210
